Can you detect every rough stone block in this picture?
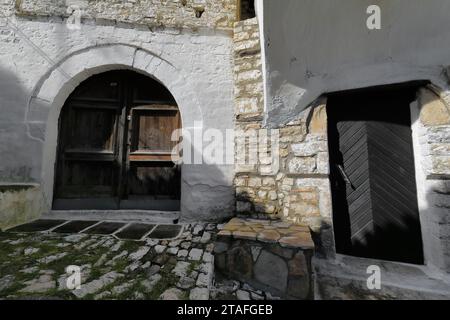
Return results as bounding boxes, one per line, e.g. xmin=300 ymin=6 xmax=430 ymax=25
xmin=288 ymin=156 xmax=317 ymax=174
xmin=419 ymin=88 xmax=450 ymax=126
xmin=254 ymin=250 xmax=288 ymax=292
xmin=214 ymin=218 xmax=314 ymax=299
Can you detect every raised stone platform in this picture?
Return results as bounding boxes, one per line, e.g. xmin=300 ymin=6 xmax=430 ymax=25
xmin=214 ymin=218 xmax=315 ymax=300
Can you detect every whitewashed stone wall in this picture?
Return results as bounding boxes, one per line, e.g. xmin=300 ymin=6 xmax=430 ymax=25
xmin=17 ymin=0 xmax=237 ymax=29
xmin=0 ymin=0 xmax=235 ymax=228
xmin=412 ymin=87 xmax=450 ymax=272
xmin=0 ymin=0 xmax=14 ymax=16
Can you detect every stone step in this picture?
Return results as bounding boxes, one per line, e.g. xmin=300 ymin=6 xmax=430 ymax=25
xmin=43 ymin=210 xmax=180 ymax=225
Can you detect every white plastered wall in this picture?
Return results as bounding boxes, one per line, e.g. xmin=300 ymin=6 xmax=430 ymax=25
xmin=0 ymin=16 xmax=235 ymax=223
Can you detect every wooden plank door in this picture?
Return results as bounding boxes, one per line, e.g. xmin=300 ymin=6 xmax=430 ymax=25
xmin=327 ymin=86 xmax=424 ymax=264
xmin=53 ymin=72 xmax=124 ymax=210
xmin=54 ymin=71 xmax=181 ymax=211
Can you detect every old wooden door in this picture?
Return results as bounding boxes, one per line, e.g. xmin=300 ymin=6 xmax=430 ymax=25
xmin=54 ymin=71 xmax=181 ymax=211
xmin=327 ymin=85 xmax=424 ymax=264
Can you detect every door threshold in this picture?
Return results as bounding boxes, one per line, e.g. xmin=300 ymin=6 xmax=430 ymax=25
xmin=43 ymin=209 xmax=180 ymax=225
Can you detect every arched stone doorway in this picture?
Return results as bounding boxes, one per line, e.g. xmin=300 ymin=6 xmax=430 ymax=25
xmin=53 ymin=70 xmax=182 ymax=211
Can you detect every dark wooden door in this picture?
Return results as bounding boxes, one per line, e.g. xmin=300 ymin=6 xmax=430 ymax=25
xmin=327 ymin=85 xmax=424 ymax=264
xmin=54 ymin=71 xmax=181 ymax=211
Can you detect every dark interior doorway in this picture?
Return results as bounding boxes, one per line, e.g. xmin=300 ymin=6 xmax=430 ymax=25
xmin=53 ymin=70 xmax=182 ymax=211
xmin=239 ymin=0 xmax=256 ymax=20
xmin=327 ymin=82 xmax=426 ymax=264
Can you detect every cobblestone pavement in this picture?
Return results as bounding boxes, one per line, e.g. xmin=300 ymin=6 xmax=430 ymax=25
xmin=0 ymin=223 xmax=218 ymax=300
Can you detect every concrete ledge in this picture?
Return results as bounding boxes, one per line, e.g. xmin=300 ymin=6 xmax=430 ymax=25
xmin=43 ymin=210 xmax=180 ymax=225
xmin=214 ymin=218 xmax=315 ymax=299
xmin=314 ymin=254 xmax=450 ymax=300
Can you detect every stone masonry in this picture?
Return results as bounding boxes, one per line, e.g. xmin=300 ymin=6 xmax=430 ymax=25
xmin=414 ymin=86 xmax=450 ymax=272
xmin=233 ymin=18 xmax=333 ymax=249
xmin=16 ymin=0 xmax=237 ymax=30
xmin=234 ymin=17 xmax=264 ymax=122
xmin=214 ymin=218 xmax=315 ymax=300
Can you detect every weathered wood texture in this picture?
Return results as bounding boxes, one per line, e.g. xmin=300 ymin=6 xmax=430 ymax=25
xmin=54 ymin=71 xmax=181 ymax=210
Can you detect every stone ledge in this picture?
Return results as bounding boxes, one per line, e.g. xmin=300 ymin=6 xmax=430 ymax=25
xmin=217 ymin=218 xmax=314 ymax=250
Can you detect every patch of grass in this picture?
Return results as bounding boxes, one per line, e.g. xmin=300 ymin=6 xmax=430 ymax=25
xmin=180 ymin=290 xmax=190 ymax=300
xmin=111 ymin=258 xmax=128 ymax=274
xmin=118 ymin=240 xmax=143 ymax=255
xmin=187 ymin=261 xmax=201 ymax=276
xmin=82 ymin=293 xmax=98 ymax=300
xmin=145 ymin=271 xmax=179 ymax=300
xmin=87 ymin=267 xmax=103 ymax=282
xmin=0 ymin=279 xmax=27 ymax=298
xmin=0 ymin=266 xmax=43 ymax=298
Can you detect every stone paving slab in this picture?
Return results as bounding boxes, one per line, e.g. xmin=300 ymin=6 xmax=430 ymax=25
xmin=211 ymin=273 xmax=281 ymax=301
xmin=8 ymin=220 xmax=67 ymax=233
xmin=148 ymin=225 xmax=183 ymax=240
xmin=115 ymin=223 xmax=156 ymax=240
xmin=218 ymin=218 xmax=314 ymax=249
xmin=53 ymin=221 xmax=99 ymax=234
xmin=82 ymin=222 xmax=125 ymax=235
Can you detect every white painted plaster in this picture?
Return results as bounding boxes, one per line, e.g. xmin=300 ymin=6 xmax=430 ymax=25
xmin=262 ymin=0 xmax=450 ymax=127
xmin=0 ymin=16 xmax=235 ymax=221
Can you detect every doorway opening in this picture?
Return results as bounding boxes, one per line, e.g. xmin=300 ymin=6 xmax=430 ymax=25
xmin=53 ymin=70 xmax=182 ymax=211
xmin=238 ymin=0 xmax=256 ymax=20
xmin=327 ymin=82 xmax=427 ymax=264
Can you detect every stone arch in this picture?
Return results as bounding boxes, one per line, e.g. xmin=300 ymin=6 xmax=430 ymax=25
xmin=28 ymin=44 xmax=204 ymax=208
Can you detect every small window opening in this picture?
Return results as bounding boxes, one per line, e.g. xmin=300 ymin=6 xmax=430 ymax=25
xmin=194 ymin=7 xmax=205 ymax=18
xmin=239 ymin=0 xmax=256 ymax=20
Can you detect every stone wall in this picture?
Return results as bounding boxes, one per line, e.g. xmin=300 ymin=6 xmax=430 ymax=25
xmin=0 ymin=185 xmax=45 ymax=230
xmin=233 ymin=17 xmax=263 ymax=121
xmin=0 ymin=0 xmax=14 ymax=16
xmin=417 ymin=87 xmax=450 ymax=179
xmin=233 ymin=17 xmax=334 ymax=254
xmin=214 ymin=218 xmax=315 ymax=300
xmin=16 ymin=0 xmax=237 ymax=30
xmin=413 ymin=87 xmax=450 ymax=272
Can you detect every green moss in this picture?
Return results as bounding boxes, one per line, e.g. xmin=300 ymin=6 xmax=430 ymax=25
xmin=111 ymin=258 xmax=128 ymax=274
xmin=187 ymin=261 xmax=201 ymax=276
xmin=145 ymin=272 xmax=179 ymax=300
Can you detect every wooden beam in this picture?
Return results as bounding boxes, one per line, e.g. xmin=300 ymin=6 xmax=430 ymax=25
xmin=237 ymin=0 xmax=242 ymax=21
